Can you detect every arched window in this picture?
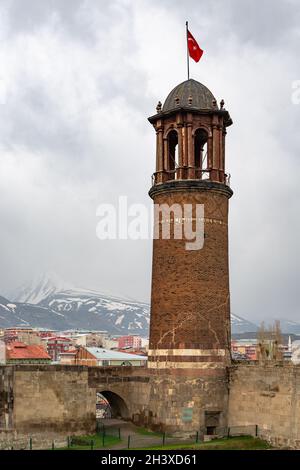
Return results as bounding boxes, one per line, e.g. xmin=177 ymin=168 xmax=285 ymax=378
xmin=194 ymin=129 xmax=208 ymax=179
xmin=167 ymin=130 xmax=178 ymax=178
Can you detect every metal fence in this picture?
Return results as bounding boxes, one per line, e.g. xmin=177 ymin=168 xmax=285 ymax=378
xmin=124 ymin=425 xmax=259 ymax=450
xmin=192 ymin=424 xmax=257 ymax=440
xmin=120 ymin=432 xmax=198 ymax=450
xmin=1 ymin=424 xmax=259 ymax=450
xmin=222 ymin=424 xmax=258 ymax=437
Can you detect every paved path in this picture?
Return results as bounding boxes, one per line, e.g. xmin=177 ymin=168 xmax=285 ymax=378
xmin=98 ymin=420 xmax=196 ymax=450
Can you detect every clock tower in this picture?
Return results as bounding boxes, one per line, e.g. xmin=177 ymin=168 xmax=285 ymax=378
xmin=147 ymin=78 xmax=233 ymax=433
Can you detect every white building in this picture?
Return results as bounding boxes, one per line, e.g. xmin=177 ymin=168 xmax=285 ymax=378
xmin=102 ymin=337 xmax=119 ymax=350
xmin=78 ymin=347 xmax=147 ymax=367
xmin=291 ymin=340 xmax=300 ymax=364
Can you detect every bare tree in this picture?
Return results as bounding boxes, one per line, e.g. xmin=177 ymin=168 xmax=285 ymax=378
xmin=257 ymin=320 xmax=283 ymax=362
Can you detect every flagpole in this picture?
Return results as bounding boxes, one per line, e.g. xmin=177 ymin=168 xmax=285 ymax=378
xmin=186 ymin=21 xmax=189 ymax=80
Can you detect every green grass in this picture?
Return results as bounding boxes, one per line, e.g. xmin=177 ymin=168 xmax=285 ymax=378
xmin=132 ymin=436 xmax=272 ymax=451
xmin=134 ymin=426 xmax=164 ymax=437
xmin=54 ymin=433 xmax=121 ymax=450
xmin=52 ymin=433 xmax=271 ymax=451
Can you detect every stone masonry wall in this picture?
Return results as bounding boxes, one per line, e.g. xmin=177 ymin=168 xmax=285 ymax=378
xmin=13 ymin=365 xmax=95 ymax=434
xmin=0 ymin=366 xmax=14 ymax=430
xmin=4 ymin=363 xmax=300 ymax=447
xmin=88 ymin=366 xmax=151 ymax=424
xmin=0 ymin=365 xmax=152 ymax=447
xmin=148 ymin=368 xmax=229 ymax=434
xmin=229 ymin=363 xmax=300 ymax=448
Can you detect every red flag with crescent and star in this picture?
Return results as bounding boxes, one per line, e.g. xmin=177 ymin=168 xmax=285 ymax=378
xmin=187 ymin=29 xmax=203 ymax=62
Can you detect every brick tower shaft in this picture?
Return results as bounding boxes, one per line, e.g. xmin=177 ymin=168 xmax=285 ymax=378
xmin=148 ymin=79 xmax=233 ymax=371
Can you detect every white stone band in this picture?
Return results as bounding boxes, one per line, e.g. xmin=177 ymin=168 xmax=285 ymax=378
xmin=147 ymin=361 xmax=226 ymax=369
xmin=148 ymin=349 xmax=226 ymax=357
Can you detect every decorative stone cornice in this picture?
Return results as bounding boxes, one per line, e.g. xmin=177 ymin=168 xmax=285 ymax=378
xmin=149 ymin=179 xmax=233 ymax=199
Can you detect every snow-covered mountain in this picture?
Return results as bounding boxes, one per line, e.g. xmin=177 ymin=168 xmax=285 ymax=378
xmin=11 ymin=272 xmax=72 ymax=305
xmin=0 ymin=290 xmax=257 ymax=335
xmin=4 ymin=274 xmax=300 ymax=336
xmin=279 ymin=320 xmax=300 ymax=335
xmin=0 ymin=295 xmax=70 ymax=329
xmin=231 ymin=313 xmax=258 ymax=334
xmin=39 ymin=288 xmax=150 ymax=335
xmin=3 ymin=275 xmax=150 ymax=335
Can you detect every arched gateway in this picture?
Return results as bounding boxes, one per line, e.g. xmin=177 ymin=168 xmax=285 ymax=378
xmin=97 ymin=391 xmax=130 ymax=420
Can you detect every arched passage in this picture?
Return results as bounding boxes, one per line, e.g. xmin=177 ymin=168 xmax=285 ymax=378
xmin=97 ymin=390 xmax=130 ymax=420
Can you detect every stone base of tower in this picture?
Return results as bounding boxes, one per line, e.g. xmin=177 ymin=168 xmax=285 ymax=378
xmin=146 ymin=367 xmax=229 ymax=434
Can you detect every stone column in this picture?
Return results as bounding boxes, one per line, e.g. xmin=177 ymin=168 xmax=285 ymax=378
xmin=207 ymin=134 xmax=213 ymax=179
xmin=221 ymin=128 xmax=226 ymax=183
xmin=163 ymin=138 xmax=168 ymax=180
xmin=211 ymin=121 xmax=219 ymax=181
xmin=156 ymin=123 xmax=163 ymax=183
xmin=187 ymin=123 xmax=194 ymax=179
xmin=177 ymin=124 xmax=183 ymax=179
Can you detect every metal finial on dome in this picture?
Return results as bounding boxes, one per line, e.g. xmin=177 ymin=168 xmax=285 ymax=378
xmin=220 ymin=99 xmax=225 ymax=109
xmin=156 ymin=101 xmax=162 ymax=113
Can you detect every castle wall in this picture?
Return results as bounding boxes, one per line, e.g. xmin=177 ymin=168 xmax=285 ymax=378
xmin=3 ymin=363 xmax=300 ymax=448
xmin=13 ymin=365 xmax=95 ymax=434
xmin=147 ymin=368 xmax=229 ymax=434
xmin=229 ymin=363 xmax=300 ymax=448
xmin=88 ymin=366 xmax=151 ymax=424
xmin=0 ymin=365 xmax=151 ymax=448
xmin=0 ymin=364 xmax=230 ymax=442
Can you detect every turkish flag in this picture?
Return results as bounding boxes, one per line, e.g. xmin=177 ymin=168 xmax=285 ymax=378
xmin=187 ymin=30 xmax=203 ymax=62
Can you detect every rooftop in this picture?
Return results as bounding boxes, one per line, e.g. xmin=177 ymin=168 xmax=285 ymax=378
xmin=43 ymin=336 xmax=73 ymax=342
xmin=59 ymin=349 xmax=78 ymax=355
xmin=6 ymin=341 xmax=51 ymax=360
xmin=86 ymin=347 xmax=147 ymax=361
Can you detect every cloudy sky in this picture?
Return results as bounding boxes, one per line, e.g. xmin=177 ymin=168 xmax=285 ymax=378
xmin=0 ymin=0 xmax=299 ymax=323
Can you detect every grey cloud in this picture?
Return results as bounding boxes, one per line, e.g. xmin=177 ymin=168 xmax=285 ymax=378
xmin=157 ymin=0 xmax=300 ymax=49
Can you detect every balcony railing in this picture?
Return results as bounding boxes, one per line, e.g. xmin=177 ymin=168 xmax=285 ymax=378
xmin=151 ymin=167 xmax=231 ymax=187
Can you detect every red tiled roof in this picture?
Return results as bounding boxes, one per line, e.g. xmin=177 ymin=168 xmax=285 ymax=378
xmin=6 ymin=341 xmax=51 ymax=360
xmin=59 ymin=349 xmax=77 ymax=355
